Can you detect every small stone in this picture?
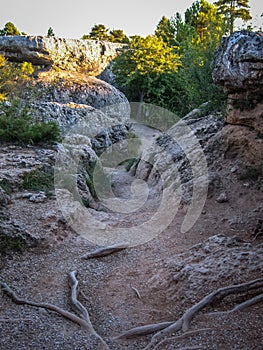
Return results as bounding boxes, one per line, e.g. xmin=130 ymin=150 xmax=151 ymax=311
xmin=29 ymin=192 xmax=47 ymax=203
xmin=216 ymin=193 xmax=228 ymax=203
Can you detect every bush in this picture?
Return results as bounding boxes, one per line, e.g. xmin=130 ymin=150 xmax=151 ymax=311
xmin=0 ymin=99 xmax=60 ymax=145
xmin=22 ymin=169 xmax=54 ymax=193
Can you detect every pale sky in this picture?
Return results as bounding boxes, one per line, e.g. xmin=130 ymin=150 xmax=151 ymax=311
xmin=0 ymin=0 xmax=262 ymax=38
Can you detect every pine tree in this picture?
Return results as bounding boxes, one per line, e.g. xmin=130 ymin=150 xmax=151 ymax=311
xmin=82 ymin=24 xmax=109 ymax=41
xmin=213 ymin=0 xmax=252 ymax=33
xmin=0 ymin=22 xmax=20 ymax=36
xmin=155 ymin=16 xmax=176 ymax=46
xmin=47 ymin=27 xmax=55 ymax=37
xmin=109 ymin=29 xmax=130 ymax=43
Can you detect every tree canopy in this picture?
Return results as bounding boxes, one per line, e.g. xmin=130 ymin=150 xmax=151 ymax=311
xmin=82 ymin=24 xmax=130 ymax=43
xmin=0 ymin=22 xmax=20 ymax=36
xmin=113 ymin=0 xmax=227 ymax=118
xmin=213 ymin=0 xmax=252 ymax=33
xmin=113 ymin=35 xmax=181 ymax=103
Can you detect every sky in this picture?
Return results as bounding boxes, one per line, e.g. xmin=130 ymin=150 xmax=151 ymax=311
xmin=0 ymin=0 xmax=262 ymax=38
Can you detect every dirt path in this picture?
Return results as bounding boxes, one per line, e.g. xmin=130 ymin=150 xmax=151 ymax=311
xmin=0 ymin=124 xmax=263 ymax=349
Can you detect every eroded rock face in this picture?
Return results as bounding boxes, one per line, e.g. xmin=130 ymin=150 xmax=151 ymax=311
xmin=213 ymin=31 xmax=263 ymax=130
xmin=147 ymin=234 xmax=263 ymax=305
xmin=32 ymin=76 xmax=130 ymax=137
xmin=135 ymin=112 xmax=224 ymax=204
xmin=0 ymin=36 xmax=125 ymax=75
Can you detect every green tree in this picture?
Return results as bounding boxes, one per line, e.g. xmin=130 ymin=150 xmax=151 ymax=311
xmin=47 ymin=27 xmax=55 ymax=37
xmin=0 ymin=22 xmax=20 ymax=36
xmin=109 ymin=29 xmax=130 ymax=43
xmin=169 ymin=0 xmax=227 ymax=116
xmin=214 ymin=0 xmax=252 ymax=33
xmin=113 ymin=35 xmax=181 ymax=104
xmin=155 ymin=16 xmax=177 ymax=46
xmin=82 ymin=24 xmax=109 ymax=41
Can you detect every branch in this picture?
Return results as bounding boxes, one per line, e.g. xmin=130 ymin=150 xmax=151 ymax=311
xmin=114 ymin=321 xmax=174 ymax=340
xmin=81 ymin=242 xmax=129 ymax=259
xmin=152 ymin=328 xmax=212 ymax=350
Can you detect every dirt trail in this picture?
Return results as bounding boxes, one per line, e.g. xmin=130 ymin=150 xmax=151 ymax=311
xmin=0 ymin=123 xmax=262 ymax=350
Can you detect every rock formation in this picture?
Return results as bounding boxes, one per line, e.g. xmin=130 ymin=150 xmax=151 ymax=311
xmin=0 ymin=36 xmax=125 ymax=75
xmin=134 ymin=31 xmax=263 ymax=207
xmin=213 ymin=30 xmax=263 ymax=131
xmin=135 ymin=111 xmax=224 ymax=204
xmin=0 ymin=35 xmax=131 ymax=247
xmin=213 ymin=31 xmax=263 ymax=165
xmin=0 ymin=35 xmax=131 ymax=148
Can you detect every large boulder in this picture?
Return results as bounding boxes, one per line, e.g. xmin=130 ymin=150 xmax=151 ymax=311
xmin=0 ymin=36 xmax=125 ymax=75
xmin=212 ymin=31 xmax=263 ymax=130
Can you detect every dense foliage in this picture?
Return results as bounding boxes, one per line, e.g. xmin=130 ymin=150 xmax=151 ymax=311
xmin=214 ymin=0 xmax=252 ymax=33
xmin=0 ymin=22 xmax=21 ymax=36
xmin=82 ymin=24 xmax=129 ymax=43
xmin=114 ymin=0 xmax=229 ymax=118
xmin=113 ymin=35 xmax=181 ymax=103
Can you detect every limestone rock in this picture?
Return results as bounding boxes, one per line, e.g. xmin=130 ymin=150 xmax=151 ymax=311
xmin=213 ymin=31 xmax=263 ymax=93
xmin=147 ymin=234 xmax=263 ymax=304
xmin=0 ymin=36 xmax=125 ymax=75
xmin=0 ymin=187 xmax=11 ymax=207
xmin=135 ymin=113 xmax=224 ymax=204
xmin=0 ymin=218 xmax=39 ymax=253
xmin=35 ymin=76 xmax=129 ymax=114
xmin=213 ymin=31 xmax=263 ymax=130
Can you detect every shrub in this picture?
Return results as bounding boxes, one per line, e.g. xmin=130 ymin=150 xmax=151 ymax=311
xmin=0 ymin=99 xmax=60 ymax=145
xmin=22 ymin=169 xmax=54 ymax=193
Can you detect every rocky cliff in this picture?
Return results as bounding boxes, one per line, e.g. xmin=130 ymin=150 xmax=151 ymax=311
xmin=0 ymin=35 xmax=131 ymax=147
xmin=0 ymin=36 xmax=125 ymax=75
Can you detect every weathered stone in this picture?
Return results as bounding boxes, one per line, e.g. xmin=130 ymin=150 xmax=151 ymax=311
xmin=213 ymin=31 xmax=263 ymax=130
xmin=0 ymin=36 xmax=125 ymax=75
xmin=147 ymin=234 xmax=263 ymax=303
xmin=0 ymin=187 xmax=11 ymax=207
xmin=135 ymin=113 xmax=224 ymax=204
xmin=216 ymin=192 xmax=228 ymax=203
xmin=35 ymin=76 xmax=129 ymax=113
xmin=213 ymin=31 xmax=263 ymax=93
xmin=0 ymin=218 xmax=39 ymax=253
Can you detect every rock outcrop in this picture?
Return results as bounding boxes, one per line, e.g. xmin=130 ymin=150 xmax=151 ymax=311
xmin=213 ymin=31 xmax=263 ymax=166
xmin=0 ymin=35 xmax=131 ymax=150
xmin=213 ymin=31 xmax=263 ymax=130
xmin=147 ymin=234 xmax=263 ymax=305
xmin=0 ymin=36 xmax=125 ymax=75
xmin=33 ymin=75 xmax=130 ymax=138
xmin=135 ymin=112 xmax=224 ymax=204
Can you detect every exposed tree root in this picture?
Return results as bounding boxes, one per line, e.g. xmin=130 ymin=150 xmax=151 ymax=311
xmin=0 ymin=271 xmax=109 ymax=350
xmin=143 ymin=278 xmax=263 ymax=349
xmin=152 ymin=328 xmax=212 ymax=350
xmin=130 ymin=285 xmax=142 ymax=299
xmin=69 ymin=271 xmax=109 ymax=349
xmin=114 ymin=278 xmax=263 ymax=349
xmin=114 ymin=321 xmax=174 ymax=339
xmin=81 ymin=242 xmax=129 ymax=259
